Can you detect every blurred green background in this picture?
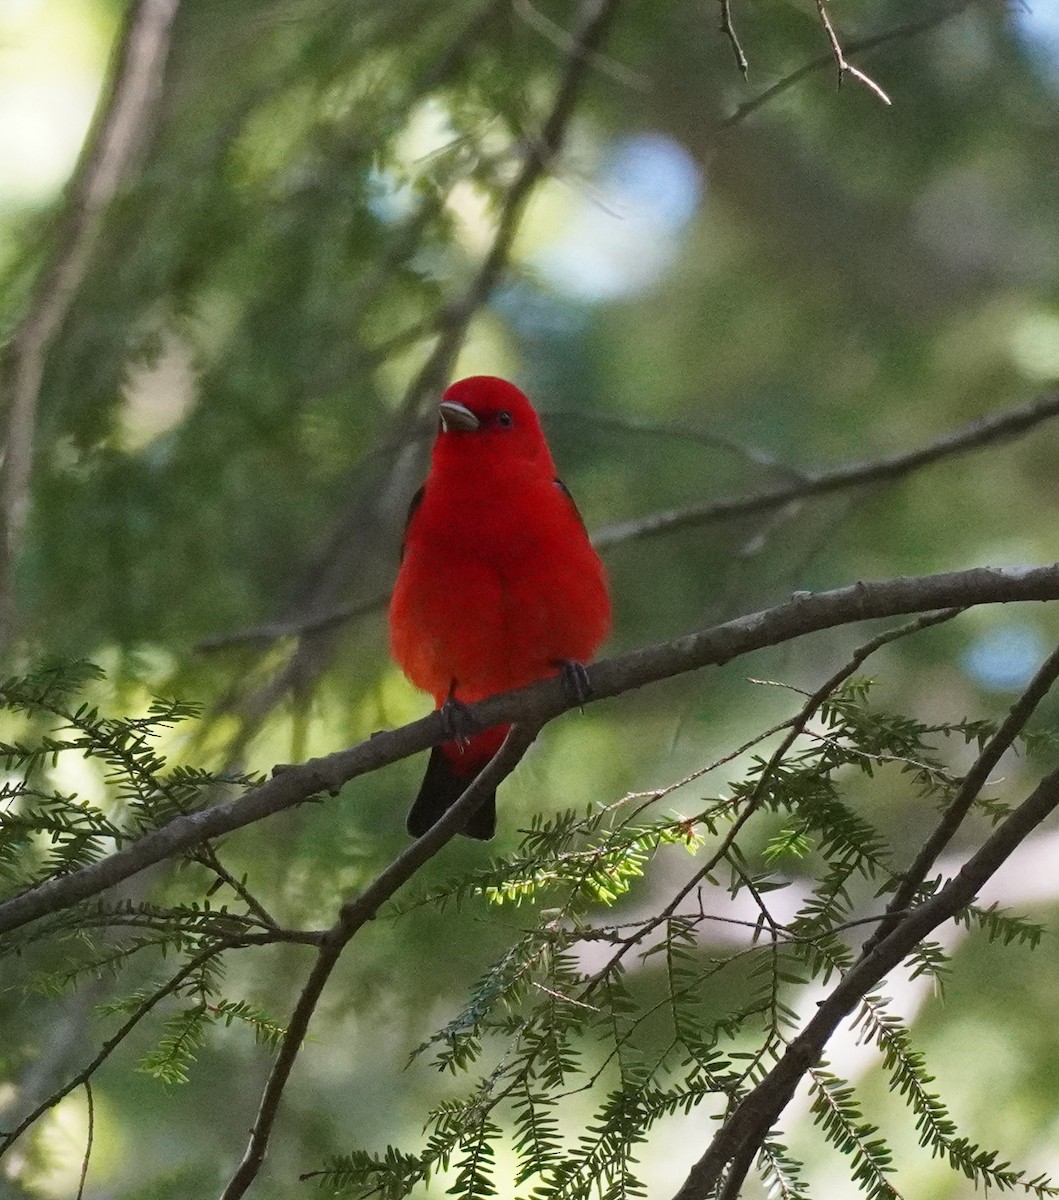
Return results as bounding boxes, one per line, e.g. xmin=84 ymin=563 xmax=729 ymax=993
xmin=2 ymin=0 xmax=1059 ymax=1195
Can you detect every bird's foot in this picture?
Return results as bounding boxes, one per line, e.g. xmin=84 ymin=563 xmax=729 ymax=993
xmin=556 ymin=659 xmax=593 ymax=712
xmin=440 ymin=692 xmax=480 ymax=748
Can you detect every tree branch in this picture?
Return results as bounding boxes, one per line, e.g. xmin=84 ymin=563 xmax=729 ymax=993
xmin=813 ymin=0 xmax=891 ymax=105
xmin=591 ymin=388 xmax=1059 ymax=549
xmin=197 ymin=387 xmax=1059 ymax=650
xmin=717 ymin=0 xmax=749 ymax=80
xmin=4 ymin=563 xmax=1059 ymax=938
xmin=218 ymin=725 xmax=538 ymax=1200
xmin=670 ymin=760 xmax=1059 ymax=1200
xmin=715 ymin=0 xmax=976 ymax=134
xmin=220 ymin=0 xmax=624 ymax=736
xmin=0 ymin=0 xmax=182 ymax=646
xmin=75 ymin=1080 xmax=93 ymax=1200
xmin=864 ymin=634 xmax=1059 ymax=953
xmin=193 ymin=591 xmax=391 ymax=653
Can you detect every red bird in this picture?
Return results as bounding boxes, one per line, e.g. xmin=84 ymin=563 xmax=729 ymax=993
xmin=388 ymin=376 xmax=611 ymax=839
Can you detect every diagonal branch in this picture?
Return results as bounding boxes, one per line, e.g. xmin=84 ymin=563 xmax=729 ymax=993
xmin=0 ymin=0 xmax=182 ymax=647
xmin=197 ymin=387 xmax=1059 ymax=650
xmin=864 ymin=635 xmax=1059 ymax=953
xmin=813 ymin=0 xmax=891 ymax=105
xmin=221 ymin=0 xmax=624 ymax=734
xmin=194 ymin=590 xmax=391 ymax=652
xmin=218 ymin=725 xmax=538 ymax=1200
xmin=670 ymin=760 xmax=1059 ymax=1200
xmin=715 ymin=0 xmax=976 ymax=134
xmin=4 ymin=563 xmax=1059 ymax=938
xmin=591 ymin=388 xmax=1059 ymax=550
xmin=398 ymin=0 xmax=624 ymax=413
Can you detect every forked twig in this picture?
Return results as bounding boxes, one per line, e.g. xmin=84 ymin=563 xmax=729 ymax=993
xmin=717 ymin=0 xmax=975 ymax=133
xmin=814 ymin=0 xmax=892 ymax=104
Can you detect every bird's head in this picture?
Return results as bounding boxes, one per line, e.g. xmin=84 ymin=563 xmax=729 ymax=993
xmin=434 ymin=376 xmax=555 ymax=470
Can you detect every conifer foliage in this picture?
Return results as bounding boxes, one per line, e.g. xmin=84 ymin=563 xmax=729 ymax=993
xmin=3 ymin=0 xmax=1059 ymax=1196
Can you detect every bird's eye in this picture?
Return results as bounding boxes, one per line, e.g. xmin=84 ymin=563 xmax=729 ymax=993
xmin=496 ymin=411 xmax=513 ymax=428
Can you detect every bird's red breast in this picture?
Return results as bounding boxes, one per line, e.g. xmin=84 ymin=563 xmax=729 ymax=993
xmin=389 ymin=375 xmax=610 ymax=709
xmin=388 ymin=376 xmax=611 ymax=838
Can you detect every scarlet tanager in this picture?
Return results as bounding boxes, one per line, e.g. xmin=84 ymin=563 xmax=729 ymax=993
xmin=388 ymin=376 xmax=611 ymax=839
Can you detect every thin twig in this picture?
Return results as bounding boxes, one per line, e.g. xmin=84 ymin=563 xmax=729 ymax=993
xmin=190 ymin=843 xmax=278 ymax=928
xmin=0 ymin=0 xmax=181 ymax=646
xmin=547 ymin=408 xmax=807 ymax=480
xmin=195 ymin=591 xmax=390 ymax=653
xmin=218 ymin=726 xmax=539 ymax=1200
xmin=514 ymin=0 xmax=647 ymax=88
xmin=0 ymin=937 xmax=273 ymax=1156
xmin=669 ymin=761 xmax=1059 ymax=1200
xmin=715 ymin=0 xmax=974 ymax=133
xmin=75 ymin=1081 xmax=94 ymax=1200
xmin=718 ymin=0 xmax=749 ymax=79
xmin=864 ymin=636 xmax=1059 ymax=954
xmin=584 ymin=609 xmax=960 ymax=988
xmin=591 ymin=388 xmax=1059 ymax=550
xmin=814 ymin=0 xmax=891 ymax=104
xmin=617 ymin=711 xmax=806 ymax=826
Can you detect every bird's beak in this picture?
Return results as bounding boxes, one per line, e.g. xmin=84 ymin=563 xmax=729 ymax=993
xmin=438 ymin=400 xmax=480 ymax=433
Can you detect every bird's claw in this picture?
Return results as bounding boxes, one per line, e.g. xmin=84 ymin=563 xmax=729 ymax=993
xmin=440 ymin=694 xmax=480 ymax=748
xmin=557 ymin=659 xmax=593 ymax=711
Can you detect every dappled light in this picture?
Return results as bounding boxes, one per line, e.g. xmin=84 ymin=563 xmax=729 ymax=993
xmin=3 ymin=1 xmax=1059 ymax=1198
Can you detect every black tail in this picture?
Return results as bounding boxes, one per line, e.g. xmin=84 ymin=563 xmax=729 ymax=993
xmin=406 ymin=746 xmax=496 ymax=840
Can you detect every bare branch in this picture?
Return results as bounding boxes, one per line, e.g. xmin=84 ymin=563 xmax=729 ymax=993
xmin=591 ymin=388 xmax=1059 ymax=550
xmin=194 ymin=592 xmax=390 ymax=653
xmin=391 ymin=0 xmax=625 ymax=421
xmin=717 ymin=0 xmax=749 ymax=80
xmin=198 ymin=388 xmax=1059 ymax=650
xmin=514 ymin=0 xmax=647 ymax=89
xmin=0 ymin=0 xmax=182 ymax=645
xmin=75 ymin=1081 xmax=93 ymax=1200
xmin=190 ymin=843 xmax=278 ymax=929
xmin=716 ymin=0 xmax=975 ymax=134
xmin=548 ymin=408 xmax=807 ymax=480
xmin=218 ymin=726 xmax=538 ymax=1200
xmin=814 ymin=0 xmax=892 ymax=105
xmin=5 ymin=563 xmax=1059 ymax=938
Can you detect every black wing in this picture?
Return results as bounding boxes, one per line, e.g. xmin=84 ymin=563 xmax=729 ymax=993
xmin=554 ymin=477 xmax=588 ymax=532
xmin=399 ymin=484 xmax=425 ymax=562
